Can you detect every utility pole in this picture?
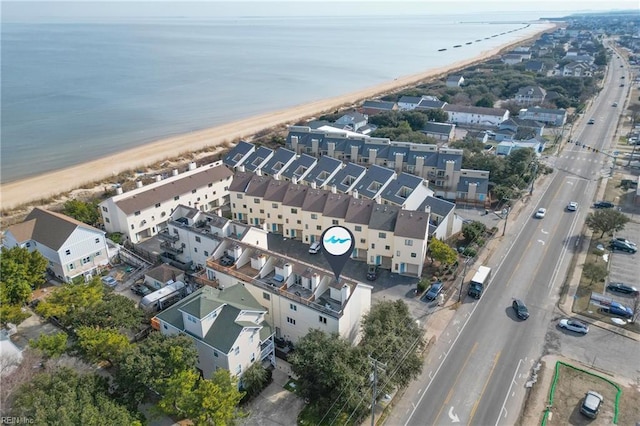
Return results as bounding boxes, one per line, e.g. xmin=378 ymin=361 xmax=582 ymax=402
xmin=529 ymin=161 xmax=538 ymax=195
xmin=369 ymin=356 xmax=387 ymax=426
xmin=502 ymin=204 xmax=511 ymax=237
xmin=458 ymin=256 xmax=472 ymax=302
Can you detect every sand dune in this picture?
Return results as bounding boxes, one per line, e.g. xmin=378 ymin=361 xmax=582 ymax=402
xmin=0 ymin=24 xmax=554 ymax=211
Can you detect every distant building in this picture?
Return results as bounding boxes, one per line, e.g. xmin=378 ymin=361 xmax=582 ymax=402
xmin=3 ymin=208 xmax=110 ymax=283
xmin=361 ymin=100 xmax=397 ymax=116
xmin=446 ymin=75 xmax=465 ymax=87
xmin=515 ymin=86 xmax=547 ymax=105
xmin=519 ymin=107 xmax=567 ymax=126
xmin=443 ymin=105 xmax=509 ymax=126
xmin=334 ymin=111 xmax=368 ymax=132
xmin=421 ymin=122 xmax=456 ymax=141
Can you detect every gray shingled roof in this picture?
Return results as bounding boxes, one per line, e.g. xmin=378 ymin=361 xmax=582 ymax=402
xmin=417 ymin=99 xmax=447 ymax=109
xmin=326 ymin=163 xmax=366 ymax=193
xmin=419 ymin=196 xmax=455 ymax=218
xmin=368 ymin=204 xmax=399 ymax=231
xmin=380 ymin=173 xmax=424 ymax=206
xmin=263 ymin=180 xmax=291 ymax=202
xmin=301 ymin=189 xmax=330 ymax=213
xmin=280 ymin=154 xmax=317 ymax=181
xmin=443 ymin=104 xmax=508 ymax=116
xmin=522 ymin=106 xmax=566 ymax=116
xmin=7 ymin=207 xmax=103 ymax=250
xmin=322 ymin=193 xmax=351 ymax=219
xmin=363 ymin=100 xmax=396 ymax=110
xmin=282 ymin=184 xmax=309 ymax=208
xmin=229 ymin=172 xmax=254 ymax=193
xmin=352 ymin=165 xmax=395 ymax=199
xmin=398 ymin=96 xmax=422 ymax=105
xmin=261 ymin=148 xmax=296 ymax=176
xmin=344 ymin=199 xmax=375 ymax=225
xmin=423 ymin=122 xmax=454 ymax=134
xmin=394 ymin=210 xmax=429 ymax=239
xmin=223 ymin=141 xmax=255 ymax=168
xmin=145 ymin=263 xmax=183 ymax=283
xmin=245 ymin=175 xmax=272 ymax=197
xmin=115 ymin=165 xmax=233 ymax=215
xmin=243 ymin=146 xmax=274 ymax=172
xmin=457 ymin=176 xmax=489 ymax=194
xmin=301 ymin=156 xmax=342 ymax=186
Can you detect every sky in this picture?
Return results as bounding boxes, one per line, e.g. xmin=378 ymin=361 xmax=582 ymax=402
xmin=2 ymin=0 xmax=638 ymax=22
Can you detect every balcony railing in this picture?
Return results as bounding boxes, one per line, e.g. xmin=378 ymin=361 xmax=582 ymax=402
xmin=160 ymin=241 xmax=183 ymax=255
xmin=157 ymin=229 xmax=179 ymax=242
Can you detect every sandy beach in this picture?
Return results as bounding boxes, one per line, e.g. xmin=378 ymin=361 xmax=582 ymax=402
xmin=0 ymin=23 xmax=554 ymax=211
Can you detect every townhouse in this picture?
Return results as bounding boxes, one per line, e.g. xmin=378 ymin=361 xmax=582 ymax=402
xmin=204 ymin=239 xmax=373 ymax=345
xmin=223 ymin=141 xmax=255 ymax=169
xmin=99 ymin=161 xmax=232 ymax=243
xmin=519 ymin=106 xmax=567 ymax=126
xmin=3 ymin=208 xmax=111 ymax=283
xmin=443 ymin=105 xmax=509 ymax=126
xmin=152 ymin=284 xmax=276 ymax=380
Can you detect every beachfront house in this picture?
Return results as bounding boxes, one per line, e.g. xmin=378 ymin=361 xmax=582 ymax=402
xmin=334 ymin=111 xmax=368 ymax=132
xmin=99 ymin=161 xmax=232 ymax=243
xmin=204 ymin=239 xmax=373 ymax=344
xmin=361 ymin=100 xmax=398 ymax=116
xmin=3 ymin=208 xmax=111 ymax=283
xmin=518 ymin=107 xmax=567 ymax=126
xmin=421 ymin=122 xmax=456 ymax=141
xmin=514 ymin=86 xmax=547 ymax=105
xmin=152 ymin=285 xmax=276 ymax=380
xmin=446 ymin=75 xmax=465 ymax=87
xmin=443 ymin=105 xmax=509 ymax=126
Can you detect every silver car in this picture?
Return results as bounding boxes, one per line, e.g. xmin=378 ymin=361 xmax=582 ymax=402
xmin=558 ymin=318 xmax=589 ymax=334
xmin=580 ymin=391 xmax=603 ymax=418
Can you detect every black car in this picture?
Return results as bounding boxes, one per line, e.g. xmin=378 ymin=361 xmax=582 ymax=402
xmin=607 ymin=282 xmax=639 ymax=296
xmin=424 ymin=282 xmax=444 ymax=301
xmin=593 ymin=201 xmax=614 ymax=209
xmin=610 ymin=239 xmax=637 ymax=253
xmin=512 ymin=299 xmax=530 ymax=320
xmin=131 ymin=283 xmax=152 ymax=296
xmin=366 ymin=265 xmax=379 ymax=281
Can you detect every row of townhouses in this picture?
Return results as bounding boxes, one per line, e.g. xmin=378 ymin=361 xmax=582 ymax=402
xmin=224 ymin=137 xmax=489 ymax=204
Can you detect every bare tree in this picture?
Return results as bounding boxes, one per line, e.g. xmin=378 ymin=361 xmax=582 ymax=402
xmin=0 ymin=349 xmax=43 ymax=415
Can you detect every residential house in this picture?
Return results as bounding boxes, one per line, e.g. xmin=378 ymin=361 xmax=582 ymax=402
xmin=524 ymin=61 xmax=546 ymax=73
xmin=3 ymin=208 xmax=110 ymax=283
xmin=519 ymin=107 xmax=567 ymax=126
xmin=496 ymin=138 xmax=546 ymax=156
xmin=282 ymin=183 xmax=310 ymax=240
xmin=443 ymin=105 xmax=509 ymax=126
xmin=361 ymin=100 xmax=397 ymax=116
xmin=351 ymin=165 xmax=395 ymax=200
xmin=515 ymin=86 xmax=547 ymax=105
xmin=301 ymin=188 xmax=332 ymax=244
xmin=497 ymin=118 xmax=545 ymax=140
xmin=379 ymin=172 xmax=432 ymax=210
xmin=326 ymin=162 xmax=367 ymax=194
xmin=562 ymin=62 xmax=593 ymax=77
xmin=204 ymin=239 xmax=373 ymax=344
xmin=446 ymin=75 xmax=464 ymax=87
xmin=279 ymin=154 xmax=317 ymax=183
xmin=456 ymin=170 xmax=490 ymax=205
xmin=419 ymin=196 xmax=460 ymax=241
xmin=223 ymin=141 xmax=255 ymax=170
xmin=334 ymin=111 xmax=368 ymax=132
xmin=344 ymin=197 xmax=375 ymax=260
xmin=392 ymin=210 xmax=430 ymax=276
xmin=299 ymin=156 xmax=342 ymax=188
xmin=415 ymin=98 xmax=447 ymax=110
xmin=259 ymin=148 xmax=297 ymax=178
xmin=144 ymin=263 xmax=185 ymax=290
xmin=152 ymin=285 xmax=276 ymax=380
xmin=99 ymin=161 xmax=232 ymax=243
xmin=397 ymin=96 xmax=424 ymax=111
xmin=421 ymin=122 xmax=456 ymax=141
xmin=228 ymin=172 xmax=255 ymax=223
xmin=367 ymin=204 xmax=400 ymax=268
xmin=501 ymin=54 xmax=524 ymax=64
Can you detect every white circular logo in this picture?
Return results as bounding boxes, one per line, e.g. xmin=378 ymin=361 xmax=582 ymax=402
xmin=322 ymin=226 xmax=353 ymax=256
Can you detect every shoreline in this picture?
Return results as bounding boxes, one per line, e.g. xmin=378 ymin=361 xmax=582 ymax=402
xmin=0 ymin=23 xmax=555 ymax=212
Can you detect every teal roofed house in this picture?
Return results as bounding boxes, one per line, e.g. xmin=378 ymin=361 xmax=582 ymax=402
xmin=153 ymin=284 xmax=275 ymax=380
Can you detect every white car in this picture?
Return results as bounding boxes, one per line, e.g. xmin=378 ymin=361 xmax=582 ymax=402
xmin=308 ymin=241 xmax=321 ymax=254
xmin=559 ymin=318 xmax=589 ymax=334
xmin=567 ymin=202 xmax=578 ymax=212
xmin=535 ymin=208 xmax=546 ymax=218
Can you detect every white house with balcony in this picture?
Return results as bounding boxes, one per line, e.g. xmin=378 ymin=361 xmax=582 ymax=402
xmin=152 ymin=285 xmax=275 ymax=380
xmin=443 ymin=105 xmax=509 ymax=126
xmin=3 ymin=208 xmax=110 ymax=283
xmin=99 ymin=161 xmax=232 ymax=243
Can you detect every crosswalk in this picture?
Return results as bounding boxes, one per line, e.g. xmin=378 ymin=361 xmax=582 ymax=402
xmin=551 ymin=153 xmax=612 ymax=176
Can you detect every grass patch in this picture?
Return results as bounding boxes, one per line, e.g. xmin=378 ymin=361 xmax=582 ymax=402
xmin=283 ymin=379 xmax=299 ymax=393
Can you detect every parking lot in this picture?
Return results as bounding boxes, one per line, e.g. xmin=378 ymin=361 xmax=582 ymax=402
xmin=604 ymin=221 xmax=640 ymax=310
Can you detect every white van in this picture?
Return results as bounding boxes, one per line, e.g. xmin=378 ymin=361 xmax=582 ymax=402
xmin=309 ymin=241 xmax=321 ymax=254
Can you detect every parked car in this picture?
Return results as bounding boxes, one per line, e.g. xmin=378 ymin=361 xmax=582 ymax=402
xmin=424 ymin=282 xmax=444 ymax=301
xmin=534 ymin=208 xmax=546 ymax=218
xmin=612 ymin=102 xmax=618 ymax=107
xmin=558 ymin=318 xmax=589 ymax=334
xmin=609 ymin=239 xmax=638 ymax=253
xmin=101 ymin=276 xmax=118 ymax=288
xmin=580 ymin=391 xmax=603 ymax=419
xmin=308 ymin=241 xmax=321 ymax=254
xmin=587 ymin=119 xmax=595 ymax=124
xmin=366 ymin=265 xmax=379 ymax=281
xmin=593 ymin=201 xmax=614 ymax=209
xmin=606 ymin=282 xmax=639 ymax=296
xmin=566 ymin=202 xmax=578 ymax=212
xmin=612 ymin=237 xmax=636 ymax=248
xmin=512 ymin=299 xmax=529 ymax=320
xmin=131 ymin=283 xmax=152 ymax=296
xmin=600 ymin=301 xmax=633 ymax=319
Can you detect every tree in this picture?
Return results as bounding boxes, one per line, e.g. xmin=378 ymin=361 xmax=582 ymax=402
xmin=428 ymin=238 xmax=457 ymax=266
xmin=113 ymin=332 xmax=198 ymax=408
xmin=35 ymin=278 xmax=104 ymax=323
xmin=0 ymin=246 xmax=48 ymax=305
xmin=582 ymin=262 xmax=607 ymax=285
xmin=475 ymin=96 xmax=494 ymax=108
xmin=400 ymin=111 xmax=428 ymax=131
xmin=241 ymin=362 xmax=270 ymax=398
xmin=360 ymin=300 xmax=424 ymax=389
xmin=62 ymin=199 xmax=100 ymax=226
xmin=72 ymin=292 xmax=144 ymax=330
xmin=585 ymin=210 xmax=630 ymax=238
xmin=30 ymin=333 xmax=68 ymax=358
xmin=462 ymin=221 xmax=486 ymax=243
xmin=157 ymin=369 xmax=199 ymax=418
xmin=289 ymin=330 xmax=367 ymax=416
xmin=10 ymin=367 xmax=141 ymax=425
xmin=424 ymin=108 xmax=449 ymax=123
xmin=76 ymin=327 xmax=130 ymax=365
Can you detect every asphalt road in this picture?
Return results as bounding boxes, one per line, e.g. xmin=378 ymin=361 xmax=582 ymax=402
xmin=390 ymin=46 xmax=634 ymax=426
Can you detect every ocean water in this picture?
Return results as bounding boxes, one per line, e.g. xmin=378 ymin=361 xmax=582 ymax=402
xmin=1 ymin=12 xmax=557 ymax=183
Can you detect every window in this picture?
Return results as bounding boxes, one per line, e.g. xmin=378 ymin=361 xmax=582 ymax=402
xmin=378 ymin=232 xmax=386 ymax=239
xmin=296 ymin=220 xmax=301 ymax=225
xmin=273 ymin=161 xmax=284 ymax=171
xmin=332 ymin=220 xmax=339 ymax=225
xmin=254 ymin=198 xmax=260 ymax=203
xmin=272 ymin=203 xmax=278 ymax=208
xmin=95 ymin=251 xmax=101 ymax=256
xmin=174 ymin=196 xmax=180 ymax=201
xmin=286 ymin=317 xmax=296 ymax=325
xmin=237 ymin=194 xmax=243 ymax=199
xmin=208 ymin=182 xmax=213 ymax=187
xmin=249 ymin=208 xmax=253 ymax=213
xmin=194 ymin=248 xmax=198 ymax=253
xmin=260 ymin=209 xmax=264 ymax=214
xmin=131 ymin=224 xmax=135 ymax=229
xmin=396 ymin=251 xmax=401 ymax=256
xmin=102 ymin=206 xmax=108 ymax=212
xmin=134 ymin=211 xmax=141 ymax=216
xmin=25 ymin=242 xmax=31 ymax=248
xmin=195 ymin=236 xmax=201 ymax=243
xmin=82 ymin=256 xmax=90 ymax=264
xmin=213 ymin=351 xmax=218 ymax=358
xmin=65 ymin=249 xmax=71 ymax=255
xmin=411 ymin=253 xmax=417 ymax=258
xmin=105 ymin=217 xmax=110 ymax=223
xmin=290 ymin=303 xmax=297 ymax=311
xmin=360 ymin=238 xmax=366 ymax=244
xmin=95 ymin=238 xmax=100 ymax=243
xmin=371 ymin=243 xmax=375 ymax=249
xmin=319 ymin=316 xmax=327 ymax=324
xmin=250 ymin=353 xmax=256 ymax=362
xmin=187 ymin=315 xmax=197 ymax=323
xmin=311 ymin=214 xmax=318 ymax=220
xmin=368 ymin=181 xmax=382 ymax=192
xmin=405 ymin=239 xmax=413 ymax=246
xmin=277 ymin=215 xmax=282 ymax=219
xmin=263 ymin=292 xmax=270 ymax=301
xmin=163 ymin=324 xmax=168 ymax=330
xmin=354 ymin=226 xmax=362 ymax=232
xmin=68 ymin=264 xmax=74 ymax=270
xmin=235 ymin=347 xmax=240 ymax=355
xmin=385 ymin=245 xmax=390 ymax=250
xmin=316 ymin=225 xmax=322 ymax=231
xmin=236 ymin=365 xmax=242 ymax=375
xmin=204 ymin=251 xmax=209 ymax=257
xmin=250 ymin=334 xmax=254 ymax=344
xmin=291 ymin=208 xmax=298 ymax=214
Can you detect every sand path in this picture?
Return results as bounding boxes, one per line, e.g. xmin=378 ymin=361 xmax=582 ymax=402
xmin=0 ymin=24 xmax=554 ymax=211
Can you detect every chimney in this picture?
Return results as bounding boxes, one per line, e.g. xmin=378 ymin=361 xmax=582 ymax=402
xmin=353 ymin=189 xmax=359 ymax=199
xmin=256 ymin=168 xmax=263 ymax=176
xmin=311 ymin=273 xmax=320 ymax=290
xmin=395 ymin=152 xmax=404 ymax=172
xmin=369 ymin=148 xmax=377 ymax=165
xmin=188 ymin=162 xmax=197 ymax=171
xmin=340 ymin=283 xmax=351 ymax=303
xmin=136 ymin=181 xmax=143 ymax=188
xmin=116 ymin=187 xmax=124 ymax=195
xmin=237 ymin=164 xmax=246 ymax=172
xmin=350 ymin=145 xmax=359 ymax=162
xmin=311 ymin=181 xmax=317 ymax=189
xmin=233 ymin=245 xmax=242 ymax=260
xmin=328 ymin=142 xmax=336 ymax=158
xmin=155 ymin=175 xmax=162 ymax=182
xmin=375 ymin=195 xmax=382 ymax=204
xmin=273 ymin=173 xmax=279 ymax=180
xmin=172 ymin=169 xmax=178 ymax=176
xmin=292 ymin=177 xmax=298 ymax=185
xmin=291 ymin=135 xmax=299 ymax=153
xmin=311 ymin=138 xmax=319 ymax=155
xmin=424 ymin=204 xmax=431 ymax=213
xmin=283 ymin=263 xmax=293 ymax=277
xmin=331 ymin=185 xmax=337 ymax=194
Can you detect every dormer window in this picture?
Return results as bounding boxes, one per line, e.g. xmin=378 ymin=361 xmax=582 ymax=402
xmin=273 ymin=161 xmax=284 ymax=172
xmin=232 ymin=153 xmax=243 ymax=162
xmin=342 ymin=175 xmax=355 ymax=186
xmin=396 ymin=186 xmax=411 ymax=199
xmin=252 ymin=157 xmax=264 ymax=167
xmin=294 ymin=166 xmax=307 ymax=176
xmin=367 ymin=181 xmax=382 ymax=192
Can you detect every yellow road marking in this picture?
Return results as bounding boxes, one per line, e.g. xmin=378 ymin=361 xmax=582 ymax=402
xmin=433 ymin=342 xmax=478 ymax=423
xmin=468 ymin=351 xmax=502 ymax=425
